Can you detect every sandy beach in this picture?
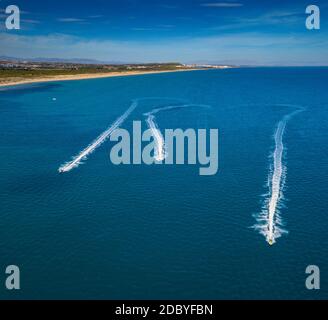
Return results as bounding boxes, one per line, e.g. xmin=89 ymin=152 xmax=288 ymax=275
xmin=0 ymin=68 xmax=201 ymax=88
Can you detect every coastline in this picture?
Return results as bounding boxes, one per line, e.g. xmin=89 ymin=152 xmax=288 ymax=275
xmin=0 ymin=68 xmax=202 ymax=88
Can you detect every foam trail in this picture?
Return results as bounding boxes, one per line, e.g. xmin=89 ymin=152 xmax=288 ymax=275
xmin=58 ymin=100 xmax=138 ymax=173
xmin=267 ymin=117 xmax=287 ymax=243
xmin=146 ymin=114 xmax=166 ymax=161
xmin=255 ymin=107 xmax=303 ymax=245
xmin=144 ymin=104 xmax=210 ymax=161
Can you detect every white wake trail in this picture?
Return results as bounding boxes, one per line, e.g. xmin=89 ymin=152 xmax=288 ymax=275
xmin=267 ymin=117 xmax=287 ymax=243
xmin=144 ymin=104 xmax=210 ymax=162
xmin=145 ymin=114 xmax=167 ymax=161
xmin=58 ymin=100 xmax=138 ymax=173
xmin=254 ymin=107 xmax=303 ymax=245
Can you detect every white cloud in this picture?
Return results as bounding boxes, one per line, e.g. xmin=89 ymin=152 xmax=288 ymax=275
xmin=131 ymin=27 xmax=156 ymax=31
xmin=89 ymin=15 xmax=103 ymax=19
xmin=0 ymin=31 xmax=327 ymax=66
xmin=157 ymin=24 xmax=175 ymax=28
xmin=160 ymin=5 xmax=179 ymax=9
xmin=208 ymin=9 xmax=304 ymax=32
xmin=22 ymin=19 xmax=41 ymax=24
xmin=57 ymin=18 xmax=85 ymax=22
xmin=201 ymin=2 xmax=243 ymax=8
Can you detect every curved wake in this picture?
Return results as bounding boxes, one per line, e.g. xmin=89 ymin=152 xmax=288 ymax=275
xmin=58 ymin=100 xmax=138 ymax=173
xmin=144 ymin=104 xmax=210 ymax=161
xmin=145 ymin=114 xmax=167 ymax=161
xmin=58 ymin=98 xmax=210 ymax=172
xmin=254 ymin=106 xmax=304 ymax=245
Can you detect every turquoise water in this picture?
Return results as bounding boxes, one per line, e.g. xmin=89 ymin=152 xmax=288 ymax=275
xmin=0 ymin=68 xmax=327 ymax=299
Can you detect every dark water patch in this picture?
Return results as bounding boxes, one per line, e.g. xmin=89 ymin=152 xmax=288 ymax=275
xmin=0 ymin=83 xmax=62 ymax=96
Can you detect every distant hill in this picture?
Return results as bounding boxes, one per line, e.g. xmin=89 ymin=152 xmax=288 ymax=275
xmin=0 ymin=56 xmax=125 ymax=65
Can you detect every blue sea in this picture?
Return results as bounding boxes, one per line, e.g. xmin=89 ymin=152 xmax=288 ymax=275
xmin=0 ymin=68 xmax=327 ymax=299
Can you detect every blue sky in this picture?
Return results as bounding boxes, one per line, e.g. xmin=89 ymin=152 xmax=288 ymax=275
xmin=0 ymin=0 xmax=327 ymax=65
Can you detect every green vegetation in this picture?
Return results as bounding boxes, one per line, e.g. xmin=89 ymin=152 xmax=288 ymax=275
xmin=0 ymin=68 xmax=105 ymax=78
xmin=0 ymin=63 xmax=185 ymax=82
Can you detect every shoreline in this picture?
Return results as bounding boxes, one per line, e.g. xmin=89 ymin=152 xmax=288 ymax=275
xmin=0 ymin=68 xmax=203 ymax=88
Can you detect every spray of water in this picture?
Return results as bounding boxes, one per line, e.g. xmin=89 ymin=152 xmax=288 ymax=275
xmin=145 ymin=114 xmax=167 ymax=161
xmin=144 ymin=104 xmax=210 ymax=161
xmin=58 ymin=98 xmax=209 ymax=172
xmin=58 ymin=100 xmax=138 ymax=173
xmin=254 ymin=106 xmax=304 ymax=245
